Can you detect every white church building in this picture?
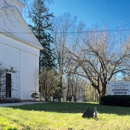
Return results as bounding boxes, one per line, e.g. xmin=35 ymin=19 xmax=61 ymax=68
xmin=0 ymin=0 xmax=43 ymax=100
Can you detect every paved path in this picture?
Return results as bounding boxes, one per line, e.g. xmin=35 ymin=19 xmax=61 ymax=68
xmin=0 ymin=102 xmax=47 ymax=107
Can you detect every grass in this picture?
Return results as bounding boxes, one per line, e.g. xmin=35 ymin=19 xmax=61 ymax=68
xmin=0 ymin=102 xmax=130 ymax=130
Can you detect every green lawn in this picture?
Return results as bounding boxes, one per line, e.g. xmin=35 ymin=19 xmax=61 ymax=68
xmin=0 ymin=102 xmax=130 ymax=130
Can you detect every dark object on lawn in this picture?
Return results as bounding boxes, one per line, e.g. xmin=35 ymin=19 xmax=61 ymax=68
xmin=82 ymin=107 xmax=94 ymax=118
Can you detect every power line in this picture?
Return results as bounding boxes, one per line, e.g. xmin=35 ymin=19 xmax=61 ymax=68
xmin=108 ymin=15 xmax=130 ymax=24
xmin=1 ymin=28 xmax=130 ymax=34
xmin=53 ymin=28 xmax=130 ymax=33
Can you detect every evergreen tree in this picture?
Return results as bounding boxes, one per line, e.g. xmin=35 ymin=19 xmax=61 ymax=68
xmin=29 ymin=0 xmax=55 ymax=70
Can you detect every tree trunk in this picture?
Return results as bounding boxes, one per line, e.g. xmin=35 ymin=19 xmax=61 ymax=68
xmin=45 ymin=91 xmax=49 ymax=101
xmin=102 ymin=84 xmax=106 ymax=96
xmin=45 ymin=96 xmax=49 ymax=101
xmin=96 ymin=87 xmax=101 ymax=96
xmin=59 ymin=76 xmax=63 ymax=98
xmin=67 ymin=77 xmax=70 ymax=98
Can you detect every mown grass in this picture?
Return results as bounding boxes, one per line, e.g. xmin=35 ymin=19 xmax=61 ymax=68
xmin=0 ymin=102 xmax=130 ymax=130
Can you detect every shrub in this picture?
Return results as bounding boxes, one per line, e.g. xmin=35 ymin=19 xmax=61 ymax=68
xmin=31 ymin=92 xmax=39 ymax=101
xmin=100 ymin=95 xmax=130 ymax=107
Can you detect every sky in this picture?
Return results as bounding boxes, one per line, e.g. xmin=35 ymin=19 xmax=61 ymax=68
xmin=47 ymin=0 xmax=130 ymax=29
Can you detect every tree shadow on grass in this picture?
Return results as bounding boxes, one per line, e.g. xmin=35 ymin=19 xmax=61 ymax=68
xmin=8 ymin=102 xmax=130 ymax=116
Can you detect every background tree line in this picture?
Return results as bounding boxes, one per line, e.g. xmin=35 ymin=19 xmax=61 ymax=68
xmin=20 ymin=0 xmax=130 ymax=101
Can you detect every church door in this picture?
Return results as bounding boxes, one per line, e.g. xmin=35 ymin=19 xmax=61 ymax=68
xmin=6 ymin=73 xmax=11 ymax=98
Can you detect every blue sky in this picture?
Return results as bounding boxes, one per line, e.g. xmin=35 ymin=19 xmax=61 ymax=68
xmin=47 ymin=0 xmax=130 ymax=29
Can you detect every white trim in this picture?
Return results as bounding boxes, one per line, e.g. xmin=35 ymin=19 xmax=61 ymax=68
xmin=0 ymin=6 xmax=43 ymax=50
xmin=0 ymin=29 xmax=43 ymax=50
xmin=11 ymin=0 xmax=24 ymax=7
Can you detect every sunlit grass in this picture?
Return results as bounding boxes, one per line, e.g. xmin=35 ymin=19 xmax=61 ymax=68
xmin=0 ymin=102 xmax=130 ymax=130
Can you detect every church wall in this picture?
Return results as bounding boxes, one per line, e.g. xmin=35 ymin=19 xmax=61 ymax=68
xmin=0 ymin=0 xmax=42 ymax=100
xmin=0 ymin=42 xmax=20 ymax=99
xmin=20 ymin=51 xmax=37 ymax=100
xmin=0 ymin=33 xmax=40 ymax=100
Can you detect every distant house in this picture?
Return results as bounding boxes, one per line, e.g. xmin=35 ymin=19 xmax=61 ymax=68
xmin=0 ymin=0 xmax=43 ymax=100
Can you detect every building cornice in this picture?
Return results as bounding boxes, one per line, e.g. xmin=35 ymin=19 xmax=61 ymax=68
xmin=12 ymin=0 xmax=24 ymax=7
xmin=0 ymin=29 xmax=43 ymax=50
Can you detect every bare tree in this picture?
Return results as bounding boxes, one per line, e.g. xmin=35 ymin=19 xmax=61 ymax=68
xmin=52 ymin=13 xmax=86 ymax=98
xmin=122 ymin=75 xmax=130 ymax=81
xmin=39 ymin=69 xmax=60 ymax=101
xmin=52 ymin=13 xmax=75 ymax=97
xmin=66 ymin=29 xmax=130 ymax=96
xmin=68 ymin=75 xmax=86 ymax=100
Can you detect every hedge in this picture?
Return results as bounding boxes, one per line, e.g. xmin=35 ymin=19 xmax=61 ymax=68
xmin=100 ymin=95 xmax=130 ymax=107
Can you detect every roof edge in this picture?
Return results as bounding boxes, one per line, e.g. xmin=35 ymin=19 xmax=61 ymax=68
xmin=0 ymin=29 xmax=43 ymax=50
xmin=13 ymin=0 xmax=24 ymax=7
